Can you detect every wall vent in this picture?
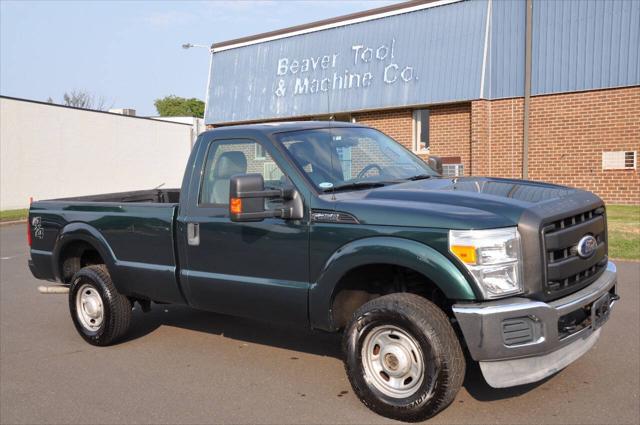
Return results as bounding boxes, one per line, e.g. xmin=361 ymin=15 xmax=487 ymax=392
xmin=602 ymin=151 xmax=636 ymax=170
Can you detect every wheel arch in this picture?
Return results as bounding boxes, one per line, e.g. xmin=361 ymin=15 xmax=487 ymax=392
xmin=309 ymin=236 xmax=478 ymax=331
xmin=52 ymin=223 xmax=118 ymax=286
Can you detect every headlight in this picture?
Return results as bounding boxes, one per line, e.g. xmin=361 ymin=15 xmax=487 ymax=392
xmin=449 ymin=227 xmax=523 ymax=299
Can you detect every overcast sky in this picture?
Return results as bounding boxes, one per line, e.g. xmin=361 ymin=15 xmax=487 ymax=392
xmin=1 ymin=0 xmax=400 ymax=116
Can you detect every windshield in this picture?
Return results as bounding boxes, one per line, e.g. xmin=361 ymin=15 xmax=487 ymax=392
xmin=276 ymin=127 xmax=438 ymax=192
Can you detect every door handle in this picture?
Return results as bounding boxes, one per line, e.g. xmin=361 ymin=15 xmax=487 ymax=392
xmin=187 ymin=222 xmax=200 ymax=246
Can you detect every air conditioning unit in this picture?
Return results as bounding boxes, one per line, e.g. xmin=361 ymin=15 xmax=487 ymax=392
xmin=602 ymin=151 xmax=637 ymax=170
xmin=108 ymin=108 xmax=136 ymax=116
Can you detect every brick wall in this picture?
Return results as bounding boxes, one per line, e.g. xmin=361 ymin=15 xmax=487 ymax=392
xmin=470 ymin=86 xmax=639 ymax=204
xmin=354 ymin=87 xmax=639 ymax=204
xmin=470 ymin=100 xmax=490 ymax=176
xmin=353 ymin=109 xmax=414 ymax=149
xmin=527 ymin=87 xmax=639 ymax=204
xmin=428 ymin=103 xmax=471 ymax=176
xmin=211 ymin=86 xmax=638 ymax=204
xmin=354 ymin=104 xmax=472 ymax=175
xmin=490 ymin=98 xmax=524 ymax=179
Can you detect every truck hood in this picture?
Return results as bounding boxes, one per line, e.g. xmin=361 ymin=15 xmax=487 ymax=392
xmin=326 ymin=177 xmax=599 ymax=229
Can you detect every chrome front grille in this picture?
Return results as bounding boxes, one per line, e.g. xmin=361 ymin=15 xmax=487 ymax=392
xmin=542 ymin=207 xmax=608 ymax=298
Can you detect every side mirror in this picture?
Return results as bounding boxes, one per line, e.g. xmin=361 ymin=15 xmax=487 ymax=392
xmin=229 ymin=173 xmax=303 ymax=222
xmin=427 ymin=155 xmax=443 ymax=175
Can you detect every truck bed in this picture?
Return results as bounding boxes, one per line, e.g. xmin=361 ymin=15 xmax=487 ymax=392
xmin=29 ymin=189 xmax=184 ymax=304
xmin=53 ymin=188 xmax=180 ymax=204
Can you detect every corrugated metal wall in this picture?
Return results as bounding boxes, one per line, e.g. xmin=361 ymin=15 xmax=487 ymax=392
xmin=485 ymin=0 xmax=526 ymax=99
xmin=532 ymin=0 xmax=640 ymax=95
xmin=205 ymin=0 xmax=640 ymax=124
xmin=206 ymin=0 xmax=487 ymax=124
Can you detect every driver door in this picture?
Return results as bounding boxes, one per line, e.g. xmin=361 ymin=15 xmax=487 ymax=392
xmin=180 ymin=137 xmax=309 ymax=325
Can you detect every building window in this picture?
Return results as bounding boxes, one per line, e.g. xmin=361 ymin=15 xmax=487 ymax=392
xmin=413 ymin=109 xmax=430 ymax=152
xmin=263 ymin=161 xmax=284 ymax=181
xmin=255 ymin=144 xmax=266 ymax=160
xmin=336 ymin=146 xmax=352 ymax=179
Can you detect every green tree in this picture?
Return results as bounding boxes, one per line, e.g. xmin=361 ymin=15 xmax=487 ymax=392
xmin=154 ymin=95 xmax=205 ymax=118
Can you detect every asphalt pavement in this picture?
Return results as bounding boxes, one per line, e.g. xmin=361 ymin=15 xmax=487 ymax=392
xmin=1 ymin=223 xmax=638 ymax=424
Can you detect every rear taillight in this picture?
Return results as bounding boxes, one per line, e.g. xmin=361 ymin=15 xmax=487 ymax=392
xmin=27 ymin=196 xmax=33 ymax=247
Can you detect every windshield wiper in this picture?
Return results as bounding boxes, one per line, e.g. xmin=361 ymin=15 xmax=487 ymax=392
xmin=322 ymin=181 xmax=389 ymax=193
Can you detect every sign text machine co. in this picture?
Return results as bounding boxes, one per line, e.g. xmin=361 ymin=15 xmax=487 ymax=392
xmin=273 ymin=39 xmax=419 ymax=97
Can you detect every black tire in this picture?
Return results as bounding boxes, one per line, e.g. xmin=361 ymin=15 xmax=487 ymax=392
xmin=342 ymin=293 xmax=465 ymax=422
xmin=69 ymin=265 xmax=132 ymax=346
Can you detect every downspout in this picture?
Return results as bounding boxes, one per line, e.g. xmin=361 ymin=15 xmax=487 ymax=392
xmin=478 ymin=0 xmax=492 ymax=177
xmin=522 ymin=0 xmax=533 ymax=179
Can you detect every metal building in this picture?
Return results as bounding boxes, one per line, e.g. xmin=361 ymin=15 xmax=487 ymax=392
xmin=204 ymin=0 xmax=640 ymax=204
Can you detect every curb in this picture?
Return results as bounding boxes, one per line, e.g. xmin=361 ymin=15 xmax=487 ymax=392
xmin=0 ymin=219 xmax=27 ymax=226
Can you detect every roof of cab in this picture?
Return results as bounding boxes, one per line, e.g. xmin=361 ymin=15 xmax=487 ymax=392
xmin=202 ymin=120 xmax=365 ymax=135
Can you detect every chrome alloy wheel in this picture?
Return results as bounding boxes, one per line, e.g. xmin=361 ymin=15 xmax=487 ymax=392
xmin=361 ymin=325 xmax=425 ymax=398
xmin=75 ymin=283 xmax=104 ymax=332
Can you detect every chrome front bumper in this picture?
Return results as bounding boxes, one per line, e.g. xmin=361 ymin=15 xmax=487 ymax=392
xmin=452 ymin=261 xmax=618 ymax=388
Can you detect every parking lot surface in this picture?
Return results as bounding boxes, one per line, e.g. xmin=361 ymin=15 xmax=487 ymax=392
xmin=1 ymin=223 xmax=638 ymax=424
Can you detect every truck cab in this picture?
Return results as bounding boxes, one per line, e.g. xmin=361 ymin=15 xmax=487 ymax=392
xmin=28 ymin=122 xmax=618 ymax=422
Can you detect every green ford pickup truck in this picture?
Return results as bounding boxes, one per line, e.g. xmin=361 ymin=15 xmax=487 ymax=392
xmin=29 ymin=122 xmax=618 ymax=421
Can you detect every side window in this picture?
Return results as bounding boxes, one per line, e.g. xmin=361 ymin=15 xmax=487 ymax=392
xmin=199 ymin=139 xmax=285 ymax=207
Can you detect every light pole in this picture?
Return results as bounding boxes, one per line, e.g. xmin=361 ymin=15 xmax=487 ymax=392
xmin=182 ymin=43 xmax=212 ymax=52
xmin=182 ymin=43 xmax=214 ymax=127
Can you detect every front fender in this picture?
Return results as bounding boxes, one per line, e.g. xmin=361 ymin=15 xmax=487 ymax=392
xmin=309 ymin=236 xmax=477 ymax=331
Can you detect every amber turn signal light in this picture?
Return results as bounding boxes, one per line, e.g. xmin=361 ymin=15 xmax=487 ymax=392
xmin=230 ymin=197 xmax=242 ymax=214
xmin=450 ymin=245 xmax=477 ymax=264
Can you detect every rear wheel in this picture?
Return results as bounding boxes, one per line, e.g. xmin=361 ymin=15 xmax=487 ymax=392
xmin=69 ymin=265 xmax=132 ymax=346
xmin=342 ymin=293 xmax=465 ymax=422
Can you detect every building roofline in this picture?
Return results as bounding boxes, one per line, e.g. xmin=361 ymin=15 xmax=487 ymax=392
xmin=0 ymin=95 xmax=194 ymax=126
xmin=211 ymin=0 xmax=459 ymax=52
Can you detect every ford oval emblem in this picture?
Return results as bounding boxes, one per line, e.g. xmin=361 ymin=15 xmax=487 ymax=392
xmin=576 ymin=235 xmax=597 ymax=258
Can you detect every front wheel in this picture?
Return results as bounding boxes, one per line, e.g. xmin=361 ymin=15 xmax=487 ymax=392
xmin=342 ymin=293 xmax=465 ymax=422
xmin=69 ymin=265 xmax=132 ymax=346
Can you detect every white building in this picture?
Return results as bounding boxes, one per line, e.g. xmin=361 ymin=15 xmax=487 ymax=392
xmin=0 ymin=96 xmax=193 ymax=210
xmin=149 ymin=116 xmax=205 ymax=147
